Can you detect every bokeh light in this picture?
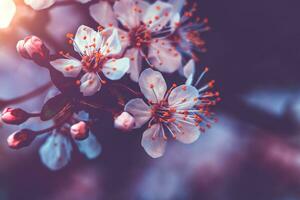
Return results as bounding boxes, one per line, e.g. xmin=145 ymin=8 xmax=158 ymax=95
xmin=0 ymin=0 xmax=16 ymax=29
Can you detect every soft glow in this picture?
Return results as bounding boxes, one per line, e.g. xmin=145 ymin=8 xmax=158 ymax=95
xmin=0 ymin=0 xmax=16 ymax=29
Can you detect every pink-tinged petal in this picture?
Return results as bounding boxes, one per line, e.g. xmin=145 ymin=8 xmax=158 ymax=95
xmin=39 ymin=132 xmax=73 ymax=171
xmin=142 ymin=1 xmax=173 ymax=31
xmin=100 ymin=28 xmax=129 ymax=54
xmin=125 ymin=48 xmax=142 ymax=82
xmin=74 ymin=25 xmax=102 ymax=56
xmin=124 ymin=98 xmax=152 ymax=128
xmin=148 ymin=39 xmax=182 ymax=73
xmin=136 ymin=0 xmax=150 ymax=14
xmin=141 ymin=123 xmax=167 ymax=158
xmin=50 ymin=58 xmax=82 ymax=78
xmin=89 ymin=1 xmax=118 ymax=27
xmin=102 ymin=57 xmax=130 ymax=80
xmin=183 ymin=59 xmax=195 ymax=85
xmin=172 ymin=120 xmax=201 ymax=144
xmin=113 ymin=0 xmax=140 ymax=29
xmin=24 ymin=0 xmax=55 ymax=10
xmin=80 ymin=72 xmax=101 ymax=96
xmin=168 ymin=85 xmax=198 ymax=110
xmin=100 ymin=28 xmax=122 ymax=56
xmin=138 ymin=68 xmax=167 ymax=103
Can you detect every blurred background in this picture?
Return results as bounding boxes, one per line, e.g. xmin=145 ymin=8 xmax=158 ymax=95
xmin=1 ymin=0 xmax=300 ymax=199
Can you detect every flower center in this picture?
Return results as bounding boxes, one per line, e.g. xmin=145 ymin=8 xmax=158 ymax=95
xmin=150 ymin=102 xmax=177 ymax=124
xmin=81 ymin=53 xmax=108 ymax=73
xmin=130 ymin=24 xmax=152 ymax=48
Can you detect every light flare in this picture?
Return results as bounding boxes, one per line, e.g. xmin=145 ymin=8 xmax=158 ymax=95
xmin=0 ymin=0 xmax=16 ymax=29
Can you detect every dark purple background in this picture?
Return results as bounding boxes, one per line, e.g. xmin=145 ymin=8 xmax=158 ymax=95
xmin=1 ymin=0 xmax=300 ymax=199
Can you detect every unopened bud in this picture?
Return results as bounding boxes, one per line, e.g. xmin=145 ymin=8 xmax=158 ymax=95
xmin=114 ymin=112 xmax=135 ymax=131
xmin=1 ymin=108 xmax=30 ymax=125
xmin=7 ymin=129 xmax=36 ymax=149
xmin=70 ymin=121 xmax=89 ymax=140
xmin=16 ymin=36 xmax=49 ymax=61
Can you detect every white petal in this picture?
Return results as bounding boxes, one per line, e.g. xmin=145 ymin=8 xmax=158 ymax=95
xmin=89 ymin=1 xmax=118 ymax=27
xmin=168 ymin=85 xmax=198 ymax=109
xmin=76 ymin=0 xmax=92 ymax=3
xmin=113 ymin=0 xmax=140 ymax=29
xmin=125 ymin=48 xmax=142 ymax=82
xmin=170 ymin=12 xmax=180 ymax=31
xmin=148 ymin=39 xmax=182 ymax=73
xmin=80 ymin=72 xmax=102 ymax=96
xmin=76 ymin=132 xmax=102 ymax=159
xmin=183 ymin=59 xmax=195 ymax=85
xmin=141 ymin=123 xmax=167 ymax=158
xmin=142 ymin=1 xmax=173 ymax=31
xmin=39 ymin=132 xmax=72 ymax=171
xmin=169 ymin=0 xmax=185 ymax=13
xmin=124 ymin=98 xmax=152 ymax=128
xmin=24 ymin=0 xmax=55 ymax=10
xmin=100 ymin=28 xmax=122 ymax=56
xmin=102 ymin=57 xmax=130 ymax=80
xmin=138 ymin=68 xmax=167 ymax=103
xmin=74 ymin=25 xmax=102 ymax=56
xmin=50 ymin=58 xmax=82 ymax=78
xmin=172 ymin=120 xmax=201 ymax=144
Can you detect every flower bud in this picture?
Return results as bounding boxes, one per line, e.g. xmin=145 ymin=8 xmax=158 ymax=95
xmin=7 ymin=129 xmax=36 ymax=149
xmin=114 ymin=112 xmax=135 ymax=131
xmin=70 ymin=121 xmax=89 ymax=140
xmin=1 ymin=108 xmax=30 ymax=125
xmin=16 ymin=36 xmax=49 ymax=61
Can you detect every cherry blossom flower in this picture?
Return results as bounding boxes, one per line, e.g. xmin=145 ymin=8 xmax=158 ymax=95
xmin=124 ymin=68 xmax=219 ymax=158
xmin=39 ymin=111 xmax=102 ymax=170
xmin=169 ymin=0 xmax=210 ymax=60
xmin=89 ymin=0 xmax=182 ymax=81
xmin=24 ymin=0 xmax=92 ymax=10
xmin=50 ymin=25 xmax=130 ymax=96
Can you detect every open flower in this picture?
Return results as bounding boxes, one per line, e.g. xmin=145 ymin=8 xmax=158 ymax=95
xmin=168 ymin=0 xmax=210 ymax=60
xmin=24 ymin=0 xmax=92 ymax=10
xmin=124 ymin=68 xmax=219 ymax=158
xmin=89 ymin=0 xmax=182 ymax=81
xmin=50 ymin=25 xmax=130 ymax=96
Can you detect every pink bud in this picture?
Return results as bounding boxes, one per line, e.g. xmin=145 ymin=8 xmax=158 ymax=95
xmin=7 ymin=129 xmax=36 ymax=149
xmin=70 ymin=121 xmax=89 ymax=140
xmin=16 ymin=36 xmax=49 ymax=60
xmin=1 ymin=108 xmax=29 ymax=125
xmin=114 ymin=112 xmax=135 ymax=131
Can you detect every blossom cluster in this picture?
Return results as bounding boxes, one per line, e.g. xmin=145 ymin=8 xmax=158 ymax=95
xmin=1 ymin=0 xmax=219 ymax=170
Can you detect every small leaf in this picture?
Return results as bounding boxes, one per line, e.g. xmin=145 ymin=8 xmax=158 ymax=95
xmin=41 ymin=93 xmax=72 ymax=121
